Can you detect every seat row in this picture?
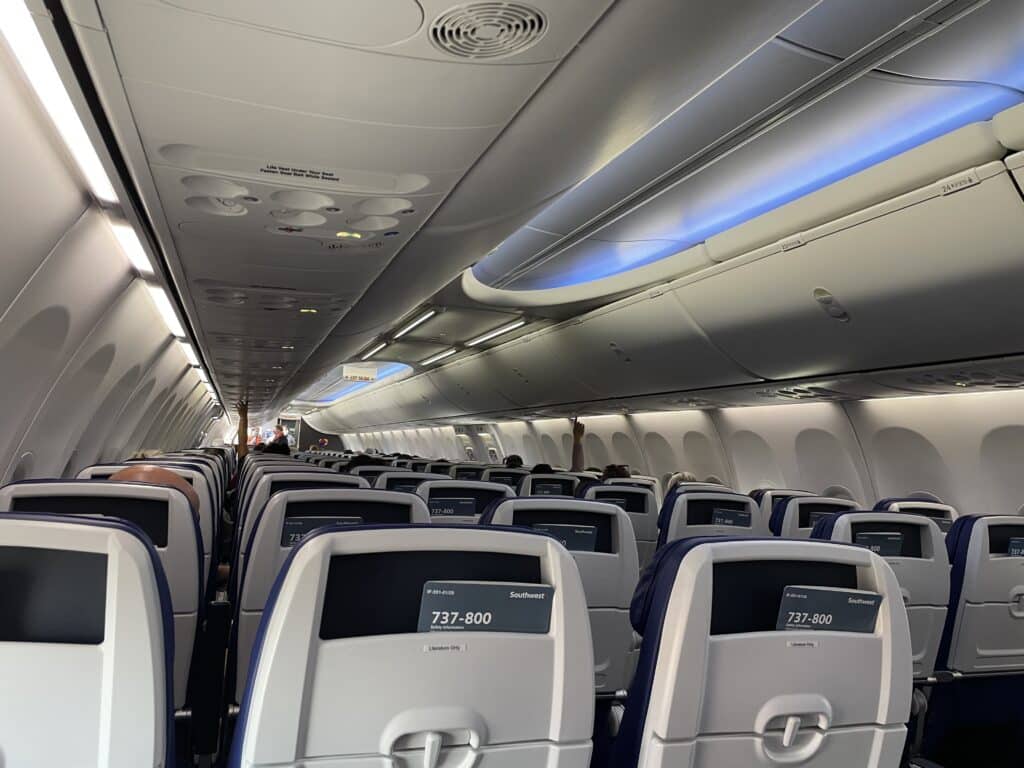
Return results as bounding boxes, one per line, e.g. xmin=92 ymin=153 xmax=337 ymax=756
xmin=3 ymin=447 xmax=1019 ymax=767
xmin=2 ymin=510 xmax=919 ymax=767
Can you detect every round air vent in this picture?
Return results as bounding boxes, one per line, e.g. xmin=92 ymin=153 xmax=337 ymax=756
xmin=430 ymin=3 xmax=546 ymax=59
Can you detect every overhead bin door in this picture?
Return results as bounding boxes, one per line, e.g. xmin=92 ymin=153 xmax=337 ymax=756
xmin=676 ymin=161 xmax=1024 ymax=380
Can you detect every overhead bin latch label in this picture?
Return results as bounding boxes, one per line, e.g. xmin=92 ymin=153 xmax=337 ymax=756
xmin=940 ymin=172 xmax=979 ymax=196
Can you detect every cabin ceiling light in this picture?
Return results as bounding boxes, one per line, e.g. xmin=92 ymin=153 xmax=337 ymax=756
xmin=467 ymin=319 xmax=526 ymax=347
xmin=178 ymin=341 xmax=199 ymax=367
xmin=394 ymin=309 xmax=437 ymax=339
xmin=146 ymin=284 xmax=186 ymax=338
xmin=299 ymin=307 xmax=318 ymax=314
xmin=361 ymin=341 xmax=387 ymax=361
xmin=196 ymin=369 xmax=209 ymax=383
xmin=421 ymin=348 xmax=457 ymax=366
xmin=1 ymin=1 xmax=117 ymax=203
xmin=335 ymin=231 xmax=363 ymax=239
xmin=111 ymin=222 xmax=154 ymax=276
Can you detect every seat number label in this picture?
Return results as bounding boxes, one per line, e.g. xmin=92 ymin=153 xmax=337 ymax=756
xmin=417 ymin=581 xmax=554 ymax=634
xmin=280 ymin=515 xmax=362 ymax=546
xmin=777 ymin=585 xmax=882 ymax=633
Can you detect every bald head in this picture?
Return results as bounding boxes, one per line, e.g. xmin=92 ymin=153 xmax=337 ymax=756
xmin=109 ymin=465 xmax=200 ymax=511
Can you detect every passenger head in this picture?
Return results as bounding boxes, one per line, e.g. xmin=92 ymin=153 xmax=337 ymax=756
xmin=109 ymin=465 xmax=200 ymax=511
xmin=601 ymin=464 xmax=631 ymax=480
xmin=346 ymin=454 xmax=389 ymax=470
xmin=704 ymin=475 xmax=724 ymax=485
xmin=665 ymin=471 xmax=698 ymax=494
xmin=531 ymin=463 xmax=554 ymax=474
xmin=264 ymin=442 xmax=290 ymax=455
xmin=504 ymin=454 xmax=524 ymax=468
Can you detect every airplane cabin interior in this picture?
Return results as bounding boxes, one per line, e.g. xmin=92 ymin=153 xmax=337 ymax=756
xmin=1 ymin=0 xmax=1023 ymax=766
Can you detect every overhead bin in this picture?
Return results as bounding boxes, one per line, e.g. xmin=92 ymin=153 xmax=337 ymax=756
xmin=314 ymin=287 xmax=759 ymax=428
xmin=537 ymin=290 xmax=757 ymax=399
xmin=994 ymin=103 xmax=1024 ymax=150
xmin=1006 ymin=151 xmax=1024 ymax=186
xmin=437 ymin=337 xmax=601 ymax=410
xmin=677 ymin=159 xmax=1024 ymax=380
xmin=427 ymin=361 xmax=524 ymax=414
xmin=705 ymin=121 xmax=1005 ymax=262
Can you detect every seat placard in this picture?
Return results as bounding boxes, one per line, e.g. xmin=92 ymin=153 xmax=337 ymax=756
xmin=428 ymin=497 xmax=476 ymax=517
xmin=534 ymin=482 xmax=567 ymax=496
xmin=855 ymin=531 xmax=904 ymax=557
xmin=417 ymin=581 xmax=554 ymax=633
xmin=532 ymin=523 xmax=598 ymax=552
xmin=711 ymin=507 xmax=751 ymax=527
xmin=280 ymin=516 xmax=362 ymax=546
xmin=776 ymin=585 xmax=882 ymax=633
xmin=1008 ymin=537 xmax=1024 ymax=557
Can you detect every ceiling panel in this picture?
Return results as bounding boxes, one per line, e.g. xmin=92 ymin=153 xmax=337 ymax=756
xmin=89 ymin=0 xmax=615 ymax=416
xmin=880 ymin=0 xmax=1024 ymax=89
xmin=780 ymin=0 xmax=939 ymax=58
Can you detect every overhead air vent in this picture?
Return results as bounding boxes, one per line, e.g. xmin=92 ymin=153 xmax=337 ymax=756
xmin=762 ymin=386 xmax=848 ymax=401
xmin=905 ymin=368 xmax=1024 ymax=390
xmin=429 ymin=3 xmax=546 ymax=60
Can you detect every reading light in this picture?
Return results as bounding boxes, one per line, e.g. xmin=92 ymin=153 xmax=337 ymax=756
xmin=394 ymin=309 xmax=437 ymax=338
xmin=0 ymin=1 xmax=117 ymax=203
xmin=146 ymin=284 xmax=185 ymax=338
xmin=421 ymin=348 xmax=457 ymax=366
xmin=361 ymin=341 xmax=387 ymax=361
xmin=335 ymin=231 xmax=363 ymax=239
xmin=299 ymin=308 xmax=318 ymax=314
xmin=178 ymin=341 xmax=199 ymax=367
xmin=281 ymin=344 xmax=295 ymax=350
xmin=111 ymin=222 xmax=154 ymax=276
xmin=467 ymin=319 xmax=526 ymax=347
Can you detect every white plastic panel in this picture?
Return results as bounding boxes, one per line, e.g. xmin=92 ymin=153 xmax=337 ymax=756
xmin=629 ymin=411 xmax=732 ymax=487
xmin=846 ymin=391 xmax=1024 ymax=517
xmin=712 ymin=403 xmax=872 ymax=501
xmin=0 ymin=39 xmax=89 ymax=318
xmin=12 ymin=281 xmax=178 ymax=477
xmin=0 ymin=210 xmax=132 ymax=481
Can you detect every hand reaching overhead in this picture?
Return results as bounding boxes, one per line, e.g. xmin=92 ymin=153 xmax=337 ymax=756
xmin=572 ymin=417 xmax=585 ymax=440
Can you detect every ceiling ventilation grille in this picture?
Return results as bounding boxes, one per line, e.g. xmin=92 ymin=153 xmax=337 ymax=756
xmin=430 ymin=3 xmax=546 ymax=59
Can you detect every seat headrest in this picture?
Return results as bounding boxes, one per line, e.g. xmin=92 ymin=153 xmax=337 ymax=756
xmin=0 ymin=512 xmax=176 ymax=766
xmin=656 ymin=489 xmax=758 ymax=547
xmin=937 ymin=514 xmax=1024 ymax=672
xmin=874 ymin=495 xmax=943 ymax=510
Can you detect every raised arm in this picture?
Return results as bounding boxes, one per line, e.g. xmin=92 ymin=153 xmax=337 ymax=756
xmin=235 ymin=399 xmax=249 ymax=459
xmin=570 ymin=418 xmax=585 ymax=472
